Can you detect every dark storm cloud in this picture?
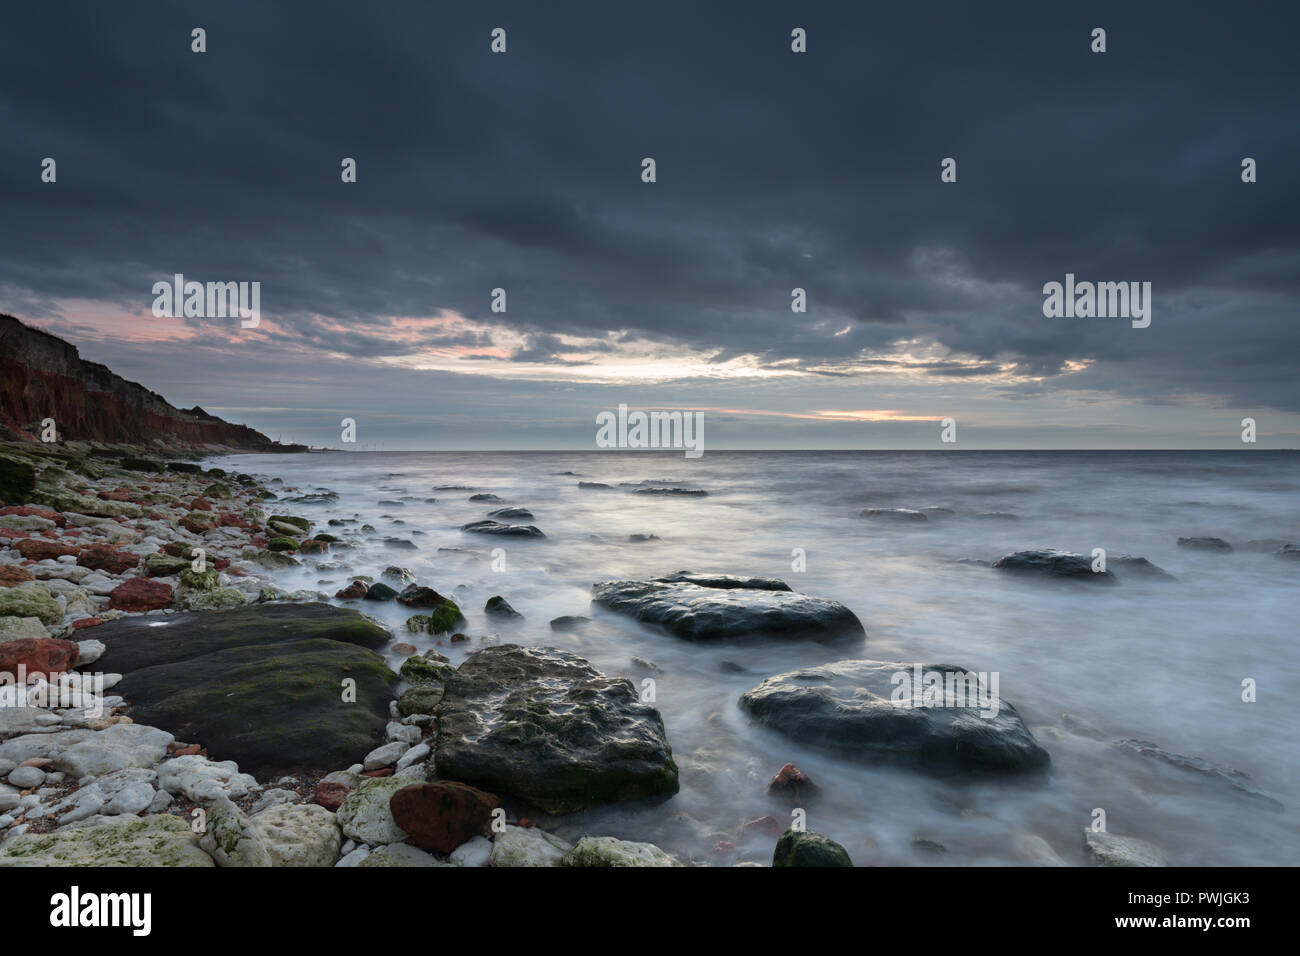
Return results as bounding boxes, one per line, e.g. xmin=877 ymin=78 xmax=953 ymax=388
xmin=1 ymin=0 xmax=1297 ymax=413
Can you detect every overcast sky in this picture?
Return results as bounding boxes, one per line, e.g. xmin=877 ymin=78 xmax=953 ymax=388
xmin=2 ymin=1 xmax=1297 ymax=449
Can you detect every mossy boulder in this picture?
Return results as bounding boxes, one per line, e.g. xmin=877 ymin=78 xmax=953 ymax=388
xmin=179 ymin=567 xmax=220 ymax=591
xmin=186 ymin=587 xmax=250 ymax=611
xmin=120 ymin=457 xmax=167 ymax=473
xmin=0 ymin=814 xmax=214 ymax=867
xmin=95 ymin=603 xmax=396 ymax=779
xmin=400 ymin=654 xmax=456 ymax=685
xmin=0 ymin=585 xmax=63 ymax=625
xmin=202 ymin=482 xmax=234 ymax=499
xmin=145 ymin=553 xmax=190 ymax=577
xmin=269 ymin=514 xmax=311 ymax=533
xmin=255 ymin=550 xmax=300 ymax=570
xmin=405 ymin=615 xmax=431 ymax=633
xmin=267 ymin=536 xmax=300 ymax=552
xmin=427 ymin=599 xmax=463 ymax=635
xmin=0 ymin=457 xmax=37 ymax=506
xmin=772 ymin=829 xmax=854 ymax=867
xmin=398 ymin=684 xmax=445 ymax=717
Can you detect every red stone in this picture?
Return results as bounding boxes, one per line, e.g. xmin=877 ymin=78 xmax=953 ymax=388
xmin=449 ymin=633 xmax=469 ymax=643
xmin=334 ymin=580 xmax=368 ymax=600
xmin=0 ymin=528 xmax=27 ymax=541
xmin=180 ymin=513 xmax=217 ymax=534
xmin=361 ymin=768 xmax=392 ymax=778
xmin=190 ymin=497 xmax=213 ymax=511
xmin=313 ymin=781 xmax=350 ymax=812
xmin=389 ymin=781 xmax=501 ymax=853
xmin=767 ymin=762 xmax=819 ymax=800
xmin=15 ymin=538 xmax=79 ymax=560
xmin=391 ymin=643 xmax=417 ymax=655
xmin=108 ymin=577 xmax=173 ymax=612
xmin=169 ymin=744 xmax=203 ymax=757
xmin=0 ymin=638 xmax=79 ymax=679
xmin=70 ymin=617 xmax=103 ymax=629
xmin=0 ymin=565 xmax=36 ymax=585
xmin=77 ymin=544 xmax=140 ymax=574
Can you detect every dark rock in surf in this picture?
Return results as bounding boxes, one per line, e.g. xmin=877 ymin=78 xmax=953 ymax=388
xmin=992 ymin=550 xmax=1116 ymax=582
xmin=1109 ymin=555 xmax=1175 ymax=579
xmin=1176 ymin=536 xmax=1233 ymax=552
xmin=578 ymin=481 xmax=613 ymax=490
xmin=488 ymin=507 xmax=534 ymax=520
xmin=772 ymin=829 xmax=853 ymax=868
xmin=550 ymin=615 xmax=591 ymax=631
xmin=591 ymin=572 xmax=861 ymax=643
xmin=433 ymin=645 xmax=679 ymax=814
xmin=633 ymin=487 xmax=707 ymax=497
xmin=738 ymin=659 xmax=1050 ymax=775
xmin=461 ymin=520 xmax=545 ymax=538
xmin=859 ymin=508 xmax=927 ymax=521
xmin=484 ymin=595 xmax=523 ymax=620
xmin=469 ymin=493 xmax=502 ymax=502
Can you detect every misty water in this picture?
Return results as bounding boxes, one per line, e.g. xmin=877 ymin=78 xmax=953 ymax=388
xmin=216 ymin=449 xmax=1298 ymax=866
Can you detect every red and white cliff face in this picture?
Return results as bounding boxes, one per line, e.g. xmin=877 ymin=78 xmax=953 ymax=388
xmin=0 ymin=313 xmax=280 ymax=449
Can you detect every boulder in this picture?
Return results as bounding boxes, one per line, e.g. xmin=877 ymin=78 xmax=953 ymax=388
xmin=253 ymin=802 xmax=343 ymax=867
xmin=108 ymin=577 xmax=173 ymax=612
xmin=591 ymin=572 xmax=863 ymax=643
xmin=1083 ymin=829 xmax=1167 ymax=867
xmin=485 ymin=595 xmax=523 ymax=619
xmin=97 ymin=604 xmax=396 ymax=780
xmin=461 ymin=520 xmax=545 ymax=538
xmin=336 ymin=775 xmax=411 ymax=845
xmin=0 ymin=814 xmax=213 ymax=866
xmin=0 ymin=636 xmax=79 ymax=678
xmin=0 ymin=584 xmax=64 ymax=624
xmin=738 ymin=659 xmax=1050 ymax=774
xmin=435 ymin=645 xmax=679 ymax=813
xmin=772 ymin=829 xmax=853 ymax=867
xmin=564 ymin=836 xmax=681 ymax=867
xmin=388 ymin=781 xmax=500 ymax=853
xmin=489 ymin=825 xmax=573 ymax=866
xmin=1176 ymin=536 xmax=1233 ymax=553
xmin=992 ymin=550 xmax=1115 ymax=582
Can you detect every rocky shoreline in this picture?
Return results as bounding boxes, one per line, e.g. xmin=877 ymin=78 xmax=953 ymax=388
xmin=5 ymin=442 xmax=1267 ymax=868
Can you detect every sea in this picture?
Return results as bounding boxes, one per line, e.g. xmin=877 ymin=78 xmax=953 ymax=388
xmin=212 ymin=449 xmax=1300 ymax=866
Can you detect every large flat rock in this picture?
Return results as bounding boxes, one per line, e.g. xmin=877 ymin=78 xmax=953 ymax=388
xmin=591 ymin=571 xmax=864 ymax=643
xmin=739 ymin=659 xmax=1050 ymax=775
xmin=97 ymin=603 xmax=396 ymax=780
xmin=435 ymin=645 xmax=679 ymax=814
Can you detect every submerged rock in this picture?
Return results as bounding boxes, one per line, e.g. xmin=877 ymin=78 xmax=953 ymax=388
xmin=992 ymin=550 xmax=1115 ymax=582
xmin=434 ymin=645 xmax=679 ymax=814
xmin=461 ymin=520 xmax=545 ymax=538
xmin=591 ymin=572 xmax=863 ymax=643
xmin=484 ymin=595 xmax=523 ymax=620
xmin=1083 ymin=829 xmax=1167 ymax=867
xmin=1176 ymin=536 xmax=1233 ymax=552
xmin=633 ymin=487 xmax=707 ymax=497
xmin=1108 ymin=555 xmax=1175 ymax=579
xmin=859 ymin=508 xmax=927 ymax=521
xmin=738 ymin=660 xmax=1050 ymax=774
xmin=1114 ymin=738 xmax=1283 ymax=810
xmin=488 ymin=507 xmax=534 ymax=520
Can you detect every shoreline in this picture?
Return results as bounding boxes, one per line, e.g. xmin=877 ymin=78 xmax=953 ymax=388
xmin=0 ymin=443 xmax=688 ymax=867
